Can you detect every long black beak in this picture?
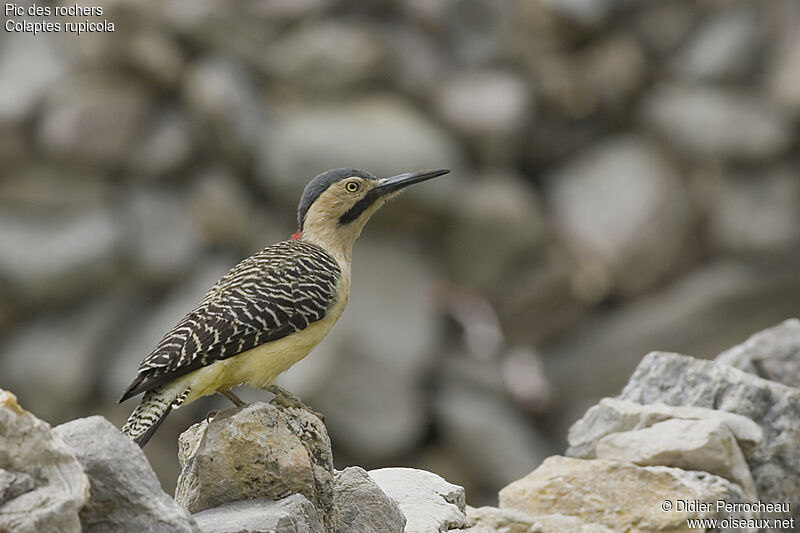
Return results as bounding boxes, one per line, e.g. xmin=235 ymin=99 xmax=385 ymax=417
xmin=338 ymin=168 xmax=450 ymax=226
xmin=373 ymin=168 xmax=451 ymax=197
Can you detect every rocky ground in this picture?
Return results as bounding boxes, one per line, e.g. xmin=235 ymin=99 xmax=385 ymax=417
xmin=2 ymin=0 xmax=800 ymax=506
xmin=2 ymin=319 xmax=798 ymax=532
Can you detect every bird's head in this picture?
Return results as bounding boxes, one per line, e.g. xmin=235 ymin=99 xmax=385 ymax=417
xmin=295 ymin=167 xmax=450 ymax=258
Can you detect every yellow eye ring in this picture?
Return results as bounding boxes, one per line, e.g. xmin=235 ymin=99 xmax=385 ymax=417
xmin=345 ymin=181 xmax=359 ymax=192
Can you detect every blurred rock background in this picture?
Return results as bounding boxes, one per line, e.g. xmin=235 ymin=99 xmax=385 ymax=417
xmin=1 ymin=0 xmax=800 ymax=505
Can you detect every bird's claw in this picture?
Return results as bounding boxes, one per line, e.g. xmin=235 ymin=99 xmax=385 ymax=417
xmin=267 ymin=384 xmax=325 ymax=421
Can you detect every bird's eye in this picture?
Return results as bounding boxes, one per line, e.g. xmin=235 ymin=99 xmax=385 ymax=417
xmin=345 ymin=181 xmax=360 ymax=192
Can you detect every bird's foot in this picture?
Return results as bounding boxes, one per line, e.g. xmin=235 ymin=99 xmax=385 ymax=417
xmin=267 ymin=384 xmax=325 ymax=422
xmin=219 ymin=389 xmax=248 ymax=408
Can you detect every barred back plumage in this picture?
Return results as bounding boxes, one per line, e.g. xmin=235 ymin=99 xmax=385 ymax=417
xmin=120 ymin=240 xmax=341 ymax=445
xmin=122 ymin=240 xmax=340 ymax=401
xmin=120 ymin=167 xmax=449 ymax=447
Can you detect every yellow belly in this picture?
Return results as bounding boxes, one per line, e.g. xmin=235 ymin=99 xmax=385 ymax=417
xmin=179 ymin=290 xmax=348 ymax=405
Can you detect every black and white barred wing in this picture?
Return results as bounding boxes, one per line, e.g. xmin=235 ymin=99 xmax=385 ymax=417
xmin=119 ymin=240 xmax=341 ymax=401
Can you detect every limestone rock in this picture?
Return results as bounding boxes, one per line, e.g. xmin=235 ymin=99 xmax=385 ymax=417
xmin=499 ymin=456 xmax=748 ymax=533
xmin=619 ymin=351 xmax=800 ymax=521
xmin=768 ymin=33 xmax=800 ymax=115
xmin=257 ymin=96 xmax=464 ymax=204
xmin=706 ymin=168 xmax=800 ymax=254
xmin=125 ymin=188 xmax=203 ymax=282
xmin=595 ymin=418 xmax=756 ymax=497
xmin=38 ymin=75 xmax=154 ymax=163
xmin=55 ymin=416 xmax=197 ymax=533
xmin=261 ymin=20 xmax=386 ymax=90
xmin=466 ymin=506 xmax=616 ymax=533
xmin=0 ymin=390 xmax=89 ymax=533
xmin=175 ymin=402 xmax=337 ymax=531
xmin=641 ymin=84 xmax=791 ymax=160
xmin=0 ymin=469 xmax=34 ymax=505
xmin=716 ymin=318 xmax=800 ymax=389
xmin=679 ymin=7 xmax=760 ymax=81
xmin=547 ymin=135 xmax=691 ymax=297
xmin=0 ymin=33 xmax=67 ymax=122
xmin=0 ymin=210 xmax=122 ymax=304
xmin=566 ymin=397 xmax=763 ymax=459
xmin=334 ymin=467 xmax=405 ymax=533
xmin=369 ymin=467 xmax=466 ymax=533
xmin=434 ymin=383 xmax=551 ymax=492
xmin=192 ymin=495 xmax=324 ymax=533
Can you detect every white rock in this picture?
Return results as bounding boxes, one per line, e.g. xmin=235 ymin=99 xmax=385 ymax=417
xmin=0 ymin=34 xmax=67 ymax=122
xmin=0 ymin=210 xmax=122 ymax=303
xmin=706 ymin=167 xmax=800 ymax=254
xmin=679 ymin=7 xmax=760 ymax=81
xmin=0 ymin=391 xmax=89 ymax=533
xmin=257 ymin=96 xmax=464 ymax=204
xmin=641 ymin=84 xmax=791 ymax=160
xmin=717 ymin=318 xmax=800 ymax=389
xmin=567 ymin=397 xmax=763 ymax=459
xmin=619 ymin=352 xmax=800 ymax=521
xmin=768 ymin=33 xmax=800 ymax=114
xmin=547 ymin=135 xmax=690 ymax=297
xmin=192 ymin=495 xmax=324 ymax=533
xmin=595 ymin=418 xmax=756 ymax=497
xmin=369 ymin=468 xmax=466 ymax=533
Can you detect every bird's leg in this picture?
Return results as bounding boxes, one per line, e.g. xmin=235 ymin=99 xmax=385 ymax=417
xmin=219 ymin=389 xmax=248 ymax=408
xmin=267 ymin=384 xmax=325 ymax=422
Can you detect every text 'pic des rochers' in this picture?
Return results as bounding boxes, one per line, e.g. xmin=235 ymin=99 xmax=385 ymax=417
xmin=4 ymin=3 xmax=114 ymax=35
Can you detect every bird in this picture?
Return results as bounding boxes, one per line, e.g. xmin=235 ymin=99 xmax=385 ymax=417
xmin=120 ymin=167 xmax=450 ymax=447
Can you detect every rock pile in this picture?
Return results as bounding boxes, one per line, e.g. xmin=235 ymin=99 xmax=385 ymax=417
xmin=2 ymin=319 xmax=798 ymax=532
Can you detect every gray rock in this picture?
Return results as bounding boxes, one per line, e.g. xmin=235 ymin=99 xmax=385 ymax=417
xmin=566 ymin=397 xmax=763 ymax=460
xmin=547 ymin=135 xmax=691 ymax=298
xmin=716 ymin=318 xmax=800 ymax=389
xmin=131 ymin=109 xmax=193 ymax=178
xmin=257 ymin=95 xmax=464 ymax=204
xmin=126 ymin=30 xmax=186 ymax=87
xmin=175 ymin=402 xmax=337 ymax=531
xmin=0 ymin=390 xmax=89 ymax=533
xmin=543 ymin=259 xmax=800 ymax=438
xmin=183 ymin=56 xmax=264 ymax=159
xmin=706 ymin=167 xmax=800 ymax=253
xmin=595 ymin=418 xmax=756 ymax=498
xmin=641 ymin=84 xmax=791 ymax=160
xmin=434 ymin=383 xmax=551 ymax=492
xmin=309 ymin=237 xmax=436 ymax=460
xmin=192 ymin=495 xmax=324 ymax=533
xmin=0 ymin=297 xmax=126 ymax=423
xmin=0 ymin=210 xmax=122 ymax=304
xmin=262 ymin=20 xmax=386 ymax=90
xmin=539 ymin=0 xmax=627 ymax=26
xmin=369 ymin=468 xmax=466 ymax=533
xmin=125 ymin=188 xmax=203 ymax=282
xmin=189 ymin=167 xmax=285 ymax=251
xmin=55 ymin=416 xmax=198 ymax=533
xmin=103 ymin=257 xmax=235 ymax=399
xmin=769 ymin=33 xmax=800 ymax=114
xmin=0 ymin=164 xmax=110 ymax=212
xmin=0 ymin=33 xmax=67 ymax=122
xmin=679 ymin=7 xmax=760 ymax=81
xmin=0 ymin=469 xmax=34 ymax=505
xmin=445 ymin=171 xmax=545 ymax=289
xmin=334 ymin=467 xmax=405 ymax=533
xmin=619 ymin=351 xmax=800 ymax=521
xmin=38 ymin=75 xmax=154 ymax=163
xmin=435 ymin=71 xmax=532 ymax=158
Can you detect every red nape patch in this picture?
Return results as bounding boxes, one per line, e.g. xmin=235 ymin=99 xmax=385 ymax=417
xmin=290 ymin=231 xmax=303 ymax=240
